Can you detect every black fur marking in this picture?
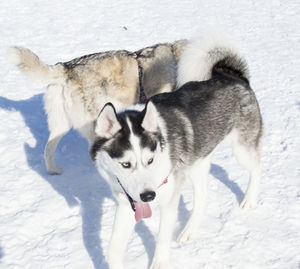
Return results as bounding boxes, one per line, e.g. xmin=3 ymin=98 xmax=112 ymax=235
xmin=90 ymin=137 xmax=107 ymax=161
xmin=212 ymin=55 xmax=249 ymax=84
xmin=90 ymin=108 xmax=163 ymax=162
xmin=124 ymin=109 xmax=164 ymax=152
xmin=137 ymin=62 xmax=147 ymax=102
xmin=90 ymin=114 xmax=132 ymax=161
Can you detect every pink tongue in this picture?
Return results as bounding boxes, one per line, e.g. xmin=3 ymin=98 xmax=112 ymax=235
xmin=133 ymin=202 xmax=152 ymax=222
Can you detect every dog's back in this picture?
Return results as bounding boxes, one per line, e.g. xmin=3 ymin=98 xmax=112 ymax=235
xmin=150 ymin=36 xmax=262 ymax=211
xmin=136 ymin=40 xmax=188 ymax=96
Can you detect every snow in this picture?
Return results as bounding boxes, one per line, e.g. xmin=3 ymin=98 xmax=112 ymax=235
xmin=1 ymin=0 xmax=300 ymax=268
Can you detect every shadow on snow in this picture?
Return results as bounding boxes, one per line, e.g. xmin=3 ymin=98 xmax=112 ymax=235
xmin=0 ymin=93 xmax=245 ymax=268
xmin=0 ymin=93 xmax=155 ymax=268
xmin=177 ymin=162 xmax=244 ymax=236
xmin=0 ymin=246 xmax=3 ymax=260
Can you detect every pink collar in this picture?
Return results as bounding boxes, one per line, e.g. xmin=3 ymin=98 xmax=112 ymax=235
xmin=157 ymin=176 xmax=169 ymax=189
xmin=157 ymin=164 xmax=179 ymax=189
xmin=157 ymin=168 xmax=173 ymax=189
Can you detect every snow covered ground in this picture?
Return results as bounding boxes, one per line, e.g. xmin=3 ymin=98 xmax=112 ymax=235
xmin=1 ymin=0 xmax=300 ymax=268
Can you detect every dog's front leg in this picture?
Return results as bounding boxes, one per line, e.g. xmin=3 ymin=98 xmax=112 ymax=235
xmin=108 ymin=194 xmax=136 ymax=269
xmin=150 ymin=181 xmax=181 ymax=269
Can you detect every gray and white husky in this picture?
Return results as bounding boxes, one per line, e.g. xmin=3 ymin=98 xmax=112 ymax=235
xmin=8 ymin=40 xmax=187 ymax=174
xmin=91 ymin=36 xmax=263 ymax=269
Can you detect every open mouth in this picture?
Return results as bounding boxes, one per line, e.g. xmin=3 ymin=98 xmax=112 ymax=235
xmin=116 ymin=177 xmax=152 ymax=222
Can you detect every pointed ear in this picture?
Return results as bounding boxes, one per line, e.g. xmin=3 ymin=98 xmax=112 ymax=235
xmin=95 ymin=103 xmax=121 ymax=138
xmin=141 ymin=101 xmax=158 ymax=132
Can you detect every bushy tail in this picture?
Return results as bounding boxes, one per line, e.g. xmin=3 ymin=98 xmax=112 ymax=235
xmin=8 ymin=47 xmax=66 ymax=85
xmin=177 ymin=34 xmax=249 ymax=87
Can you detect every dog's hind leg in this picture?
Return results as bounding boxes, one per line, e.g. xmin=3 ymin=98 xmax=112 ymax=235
xmin=232 ymin=131 xmax=261 ymax=210
xmin=44 ymin=84 xmax=71 ymax=175
xmin=177 ymin=156 xmax=210 ymax=244
xmin=45 ymin=132 xmax=69 ymax=175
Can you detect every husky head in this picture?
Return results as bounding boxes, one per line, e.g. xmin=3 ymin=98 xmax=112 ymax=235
xmin=90 ymin=101 xmax=169 ymax=204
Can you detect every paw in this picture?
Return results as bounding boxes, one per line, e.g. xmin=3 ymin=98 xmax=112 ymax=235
xmin=240 ymin=195 xmax=257 ymax=210
xmin=108 ymin=258 xmax=124 ymax=269
xmin=150 ymin=254 xmax=171 ymax=269
xmin=150 ymin=260 xmax=171 ymax=269
xmin=177 ymin=223 xmax=196 ymax=244
xmin=109 ymin=264 xmax=123 ymax=269
xmin=47 ymin=166 xmax=63 ymax=175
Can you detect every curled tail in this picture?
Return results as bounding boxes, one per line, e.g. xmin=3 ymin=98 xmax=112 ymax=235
xmin=8 ymin=47 xmax=66 ymax=85
xmin=177 ymin=34 xmax=249 ymax=87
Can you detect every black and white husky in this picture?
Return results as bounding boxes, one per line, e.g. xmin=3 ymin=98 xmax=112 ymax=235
xmin=91 ymin=36 xmax=263 ymax=269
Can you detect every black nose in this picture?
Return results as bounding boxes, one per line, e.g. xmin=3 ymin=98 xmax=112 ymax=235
xmin=140 ymin=191 xmax=156 ymax=202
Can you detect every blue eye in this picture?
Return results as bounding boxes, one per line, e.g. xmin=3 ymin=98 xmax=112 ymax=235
xmin=121 ymin=162 xmax=131 ymax=168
